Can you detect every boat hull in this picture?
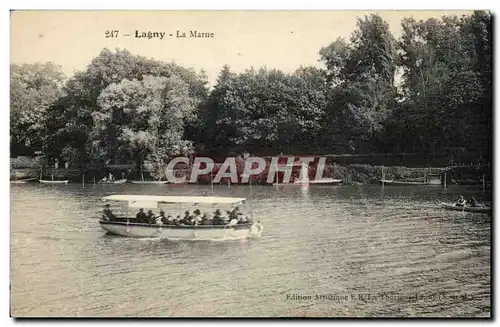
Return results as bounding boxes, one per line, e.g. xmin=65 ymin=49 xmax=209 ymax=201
xmin=440 ymin=203 xmax=491 ymax=214
xmin=307 ymin=179 xmax=342 ymax=185
xmin=130 ymin=181 xmax=168 ymax=184
xmin=39 ymin=180 xmax=69 ymax=184
xmin=275 ymin=179 xmax=342 ymax=186
xmin=380 ymin=179 xmax=431 ymax=186
xmin=99 ymin=179 xmax=127 ymax=184
xmin=10 ymin=177 xmax=36 ymax=184
xmin=99 ymin=220 xmax=262 ymax=240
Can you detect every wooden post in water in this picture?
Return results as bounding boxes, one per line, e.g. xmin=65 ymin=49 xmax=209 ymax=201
xmin=382 ymin=166 xmax=385 ymax=188
xmin=51 ymin=174 xmax=54 ymax=182
xmin=483 ymin=173 xmax=486 ymax=190
xmin=444 ymin=171 xmax=447 ymax=189
xmin=82 ymin=173 xmax=85 ymax=187
xmin=249 ymin=178 xmax=254 ymax=221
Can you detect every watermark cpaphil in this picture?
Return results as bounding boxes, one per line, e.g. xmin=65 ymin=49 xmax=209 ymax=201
xmin=164 ymin=156 xmax=328 ymax=184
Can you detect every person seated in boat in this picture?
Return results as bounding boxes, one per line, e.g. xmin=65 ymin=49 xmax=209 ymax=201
xmin=155 ymin=211 xmax=165 ymax=226
xmin=183 ymin=210 xmax=190 ymax=221
xmin=147 ymin=210 xmax=156 ymax=224
xmin=213 ymin=216 xmax=225 ymax=225
xmin=238 ymin=216 xmax=249 ymax=224
xmin=226 ymin=208 xmax=239 ymax=225
xmin=212 ymin=209 xmax=224 ymax=225
xmin=455 ymin=195 xmax=466 ymax=207
xmin=193 ymin=214 xmax=203 ymax=226
xmin=157 ymin=210 xmax=168 ymax=225
xmin=467 ymin=197 xmax=478 ymax=207
xmin=179 ymin=210 xmax=192 ymax=225
xmin=101 ymin=177 xmax=108 ymax=183
xmin=102 ymin=204 xmax=116 ymax=221
xmin=165 ymin=215 xmax=173 ymax=225
xmin=191 ymin=209 xmax=202 ymax=225
xmin=228 ymin=216 xmax=239 ymax=226
xmin=136 ymin=208 xmax=148 ymax=223
xmin=201 ymin=212 xmax=212 ymax=225
xmin=230 ymin=207 xmax=243 ymax=220
xmin=245 ymin=216 xmax=253 ymax=224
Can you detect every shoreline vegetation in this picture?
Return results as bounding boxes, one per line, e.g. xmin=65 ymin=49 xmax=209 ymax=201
xmin=10 ymin=158 xmax=489 ymax=186
xmin=10 ymin=12 xmax=491 ymax=181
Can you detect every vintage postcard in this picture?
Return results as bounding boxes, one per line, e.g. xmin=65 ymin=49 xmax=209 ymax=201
xmin=9 ymin=10 xmax=492 ymax=318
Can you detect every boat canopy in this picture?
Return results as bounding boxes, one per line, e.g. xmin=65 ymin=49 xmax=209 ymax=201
xmin=102 ymin=195 xmax=246 ymax=206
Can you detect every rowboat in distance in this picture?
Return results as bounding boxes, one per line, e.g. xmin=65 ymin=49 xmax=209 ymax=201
xmin=440 ymin=203 xmax=491 ymax=214
xmin=39 ymin=179 xmax=69 ymax=184
xmin=130 ymin=180 xmax=169 ymax=185
xmin=10 ymin=177 xmax=37 ymax=184
xmin=273 ymin=178 xmax=343 ymax=186
xmin=307 ymin=178 xmax=342 ymax=185
xmin=454 ymin=179 xmax=482 ymax=185
xmin=380 ymin=179 xmax=433 ymax=186
xmin=11 ymin=180 xmax=28 ymax=184
xmin=99 ymin=179 xmax=127 ymax=185
xmin=273 ymin=181 xmax=301 ymax=186
xmin=99 ymin=195 xmax=264 ymax=240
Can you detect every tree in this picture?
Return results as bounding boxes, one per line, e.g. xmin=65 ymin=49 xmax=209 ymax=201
xmin=391 ymin=11 xmax=491 ymax=155
xmin=205 ymin=67 xmax=327 ymax=154
xmin=10 ymin=62 xmax=65 ymax=156
xmin=90 ymin=75 xmax=194 ymax=179
xmin=44 ymin=48 xmax=207 ymax=168
xmin=320 ymin=14 xmax=398 ymax=153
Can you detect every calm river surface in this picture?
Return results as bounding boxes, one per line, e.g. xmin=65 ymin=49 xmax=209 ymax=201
xmin=10 ymin=183 xmax=491 ymax=317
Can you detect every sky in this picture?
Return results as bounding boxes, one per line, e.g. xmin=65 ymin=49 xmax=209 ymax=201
xmin=10 ymin=10 xmax=473 ymax=85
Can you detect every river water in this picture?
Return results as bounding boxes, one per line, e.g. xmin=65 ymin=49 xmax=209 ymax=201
xmin=10 ymin=183 xmax=491 ymax=317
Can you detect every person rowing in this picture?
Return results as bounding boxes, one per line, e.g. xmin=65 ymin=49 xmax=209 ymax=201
xmin=454 ymin=195 xmax=466 ymax=207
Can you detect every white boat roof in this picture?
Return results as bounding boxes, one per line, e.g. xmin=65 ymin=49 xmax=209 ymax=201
xmin=102 ymin=194 xmax=246 ymax=205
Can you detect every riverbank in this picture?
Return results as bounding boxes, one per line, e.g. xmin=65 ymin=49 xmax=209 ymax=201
xmin=11 ymin=164 xmax=448 ymax=185
xmin=325 ymin=164 xmax=444 ymax=185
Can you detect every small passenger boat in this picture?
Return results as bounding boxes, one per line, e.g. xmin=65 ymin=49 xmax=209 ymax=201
xmin=99 ymin=179 xmax=127 ymax=185
xmin=130 ymin=180 xmax=169 ymax=185
xmin=99 ymin=195 xmax=263 ymax=240
xmin=440 ymin=203 xmax=491 ymax=214
xmin=39 ymin=179 xmax=69 ymax=184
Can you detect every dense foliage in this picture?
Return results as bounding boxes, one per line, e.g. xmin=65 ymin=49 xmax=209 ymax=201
xmin=10 ymin=11 xmax=492 ymax=172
